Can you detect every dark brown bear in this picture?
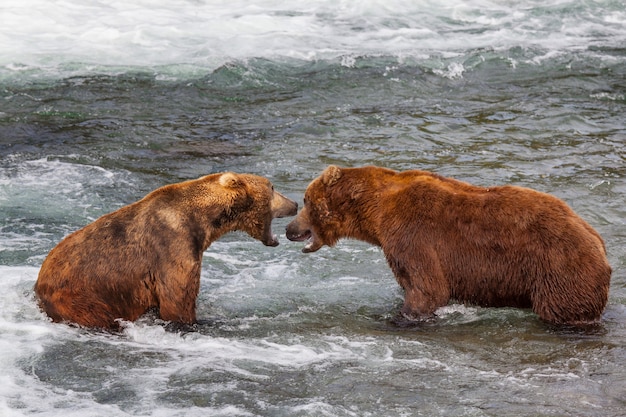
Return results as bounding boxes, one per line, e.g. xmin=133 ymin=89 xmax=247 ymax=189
xmin=286 ymin=165 xmax=611 ymax=326
xmin=35 ymin=172 xmax=297 ymax=329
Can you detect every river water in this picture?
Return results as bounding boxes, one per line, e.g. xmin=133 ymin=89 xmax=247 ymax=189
xmin=1 ymin=1 xmax=625 ymax=416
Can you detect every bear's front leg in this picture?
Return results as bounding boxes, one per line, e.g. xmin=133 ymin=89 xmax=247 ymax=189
xmin=400 ymin=287 xmax=437 ymax=321
xmin=156 ymin=264 xmax=201 ymax=325
xmin=159 ymin=296 xmax=197 ymax=324
xmin=387 ymin=251 xmax=450 ymax=323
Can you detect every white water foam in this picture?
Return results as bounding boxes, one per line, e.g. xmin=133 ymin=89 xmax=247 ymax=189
xmin=0 ymin=158 xmax=135 ymax=264
xmin=0 ymin=157 xmax=136 ymax=215
xmin=1 ymin=0 xmax=624 ymax=80
xmin=0 ymin=264 xmax=390 ymax=416
xmin=0 ymin=157 xmax=115 ymax=196
xmin=0 ymin=266 xmax=65 ymax=416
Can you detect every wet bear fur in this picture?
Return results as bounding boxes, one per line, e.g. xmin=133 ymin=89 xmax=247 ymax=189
xmin=286 ymin=165 xmax=611 ymax=326
xmin=35 ymin=172 xmax=297 ymax=329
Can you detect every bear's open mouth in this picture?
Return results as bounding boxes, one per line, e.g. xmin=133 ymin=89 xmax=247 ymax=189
xmin=286 ymin=228 xmax=322 ymax=252
xmin=288 ymin=230 xmax=312 ymax=242
xmin=290 ymin=230 xmax=322 ymax=253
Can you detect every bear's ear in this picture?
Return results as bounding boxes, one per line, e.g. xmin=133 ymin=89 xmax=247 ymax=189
xmin=219 ymin=172 xmax=244 ymax=189
xmin=321 ymin=165 xmax=342 ymax=186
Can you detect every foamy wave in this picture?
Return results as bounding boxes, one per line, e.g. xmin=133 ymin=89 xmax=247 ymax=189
xmin=0 ymin=157 xmax=134 ymax=219
xmin=435 ymin=304 xmax=479 ymax=317
xmin=0 ymin=267 xmax=76 ymax=416
xmin=590 ymin=92 xmax=626 ymax=101
xmin=0 ymin=265 xmax=384 ymax=416
xmin=1 ymin=0 xmax=624 ymax=80
xmin=433 ymin=62 xmax=465 ymax=79
xmin=120 ymin=321 xmax=378 ymax=370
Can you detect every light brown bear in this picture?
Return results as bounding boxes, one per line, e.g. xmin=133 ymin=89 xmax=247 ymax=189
xmin=35 ymin=172 xmax=297 ymax=329
xmin=286 ymin=165 xmax=611 ymax=326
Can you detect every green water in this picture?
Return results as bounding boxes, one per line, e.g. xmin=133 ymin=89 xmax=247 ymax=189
xmin=1 ymin=54 xmax=625 ymax=416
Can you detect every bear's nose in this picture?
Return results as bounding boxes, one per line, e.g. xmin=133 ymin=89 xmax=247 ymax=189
xmin=286 ymin=200 xmax=298 ymax=216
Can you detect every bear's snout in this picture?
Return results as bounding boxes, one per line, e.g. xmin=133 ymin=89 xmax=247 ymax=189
xmin=272 ymin=192 xmax=298 ymax=219
xmin=286 ymin=216 xmax=323 ymax=253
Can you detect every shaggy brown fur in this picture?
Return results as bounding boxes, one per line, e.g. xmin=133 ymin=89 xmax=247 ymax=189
xmin=35 ymin=172 xmax=297 ymax=329
xmin=286 ymin=165 xmax=611 ymax=325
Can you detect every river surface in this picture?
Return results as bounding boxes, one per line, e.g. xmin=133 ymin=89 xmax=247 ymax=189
xmin=1 ymin=1 xmax=625 ymax=416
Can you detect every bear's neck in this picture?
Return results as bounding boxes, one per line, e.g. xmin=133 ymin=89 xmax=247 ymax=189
xmin=341 ymin=196 xmax=383 ymax=247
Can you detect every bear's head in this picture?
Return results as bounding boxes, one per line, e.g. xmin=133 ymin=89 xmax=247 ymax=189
xmin=215 ymin=172 xmax=298 ymax=246
xmin=286 ymin=165 xmax=373 ymax=253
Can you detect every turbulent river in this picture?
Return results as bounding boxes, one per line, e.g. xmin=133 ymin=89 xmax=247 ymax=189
xmin=1 ymin=1 xmax=625 ymax=416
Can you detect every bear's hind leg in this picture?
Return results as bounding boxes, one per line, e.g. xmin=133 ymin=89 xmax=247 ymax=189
xmin=531 ymin=257 xmax=610 ymax=326
xmin=36 ymin=287 xmax=125 ymax=329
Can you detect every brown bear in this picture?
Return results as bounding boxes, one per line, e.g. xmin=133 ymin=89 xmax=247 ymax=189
xmin=286 ymin=165 xmax=611 ymax=326
xmin=35 ymin=172 xmax=297 ymax=329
